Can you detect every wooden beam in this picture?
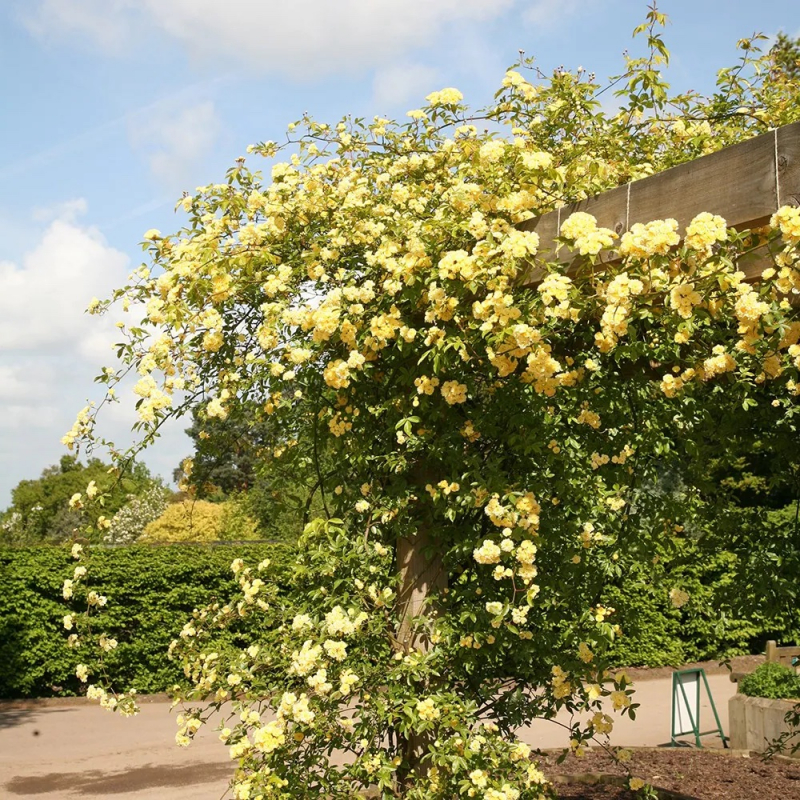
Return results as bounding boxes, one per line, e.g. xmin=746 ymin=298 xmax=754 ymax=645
xmin=518 ymin=120 xmax=800 ymax=286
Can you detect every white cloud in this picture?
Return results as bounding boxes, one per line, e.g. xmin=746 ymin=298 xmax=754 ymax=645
xmin=0 ymin=404 xmax=60 ymax=430
xmin=0 ymin=203 xmax=138 ymax=503
xmin=128 ymin=101 xmax=220 ymax=193
xmin=0 ymin=363 xmax=53 ymax=402
xmin=0 ymin=202 xmax=193 ymax=504
xmin=372 ymin=63 xmax=440 ymax=110
xmin=0 ymin=209 xmax=128 ymax=352
xmin=31 ymin=198 xmax=88 ymax=224
xmin=21 ymin=0 xmax=132 ymax=52
xmin=24 ymin=0 xmax=517 ymax=77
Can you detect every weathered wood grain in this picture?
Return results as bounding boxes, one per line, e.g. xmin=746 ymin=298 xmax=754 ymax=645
xmin=627 ymin=129 xmax=778 ymax=231
xmin=778 ymin=123 xmax=800 ymax=209
xmin=518 ymin=120 xmax=800 ymax=287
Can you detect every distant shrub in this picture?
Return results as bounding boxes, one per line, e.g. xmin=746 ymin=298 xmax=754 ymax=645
xmin=140 ymin=498 xmax=224 ymax=542
xmin=104 ymin=485 xmax=171 ymax=544
xmin=219 ymin=495 xmax=261 ymax=541
xmin=140 ymin=498 xmax=261 ymax=542
xmin=740 ymin=662 xmax=800 ymax=699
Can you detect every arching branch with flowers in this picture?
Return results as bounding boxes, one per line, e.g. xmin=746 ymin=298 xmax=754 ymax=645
xmin=62 ymin=10 xmax=800 ymax=799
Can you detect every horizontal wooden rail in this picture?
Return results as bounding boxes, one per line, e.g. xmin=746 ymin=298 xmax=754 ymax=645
xmin=519 ymin=120 xmax=800 ymax=286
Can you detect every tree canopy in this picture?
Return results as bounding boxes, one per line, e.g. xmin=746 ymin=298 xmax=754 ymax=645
xmin=62 ymin=10 xmax=800 ymax=798
xmin=177 ymin=406 xmax=326 ymax=540
xmin=1 ymin=456 xmax=158 ymax=546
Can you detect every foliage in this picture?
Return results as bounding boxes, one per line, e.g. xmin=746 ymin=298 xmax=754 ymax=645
xmin=234 ymin=477 xmax=324 ymax=542
xmin=770 ymin=33 xmax=800 ymax=83
xmin=3 ymin=535 xmax=797 ymax=700
xmin=179 ymin=408 xmax=326 ymax=542
xmin=0 ymin=456 xmax=160 ymax=546
xmin=62 ymin=8 xmax=800 ymax=798
xmin=104 ymin=485 xmax=171 ymax=545
xmin=603 ymin=533 xmax=800 ymax=667
xmin=220 ymin=495 xmax=263 ymax=541
xmin=178 ymin=407 xmax=266 ymax=497
xmin=0 ymin=544 xmax=292 ymax=699
xmin=723 ymin=502 xmax=800 ymax=630
xmin=739 ymin=662 xmax=800 ymax=700
xmin=139 ymin=498 xmax=261 ymax=542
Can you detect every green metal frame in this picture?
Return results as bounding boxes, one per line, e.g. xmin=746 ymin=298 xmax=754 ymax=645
xmin=670 ymin=668 xmax=728 ymax=748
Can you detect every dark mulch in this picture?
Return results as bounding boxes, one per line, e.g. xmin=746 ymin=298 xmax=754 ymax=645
xmin=554 ymin=788 xmax=640 ymax=800
xmin=539 ymin=747 xmax=800 ymax=800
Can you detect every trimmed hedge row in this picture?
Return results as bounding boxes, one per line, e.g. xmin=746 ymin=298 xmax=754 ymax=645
xmin=0 ymin=543 xmax=292 ymax=698
xmin=1 ymin=542 xmax=798 ymax=698
xmin=603 ymin=544 xmax=800 ymax=668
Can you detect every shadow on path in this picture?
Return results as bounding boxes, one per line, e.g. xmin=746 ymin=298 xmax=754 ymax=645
xmin=4 ymin=762 xmax=232 ymax=796
xmin=0 ymin=707 xmax=34 ymax=730
xmin=0 ymin=705 xmax=75 ymax=731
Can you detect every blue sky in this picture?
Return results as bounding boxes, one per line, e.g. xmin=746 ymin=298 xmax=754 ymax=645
xmin=0 ymin=0 xmax=797 ymax=505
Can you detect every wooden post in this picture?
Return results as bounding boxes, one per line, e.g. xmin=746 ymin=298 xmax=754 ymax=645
xmin=766 ymin=640 xmax=778 ymax=663
xmin=395 ymin=528 xmax=447 ymax=784
xmin=396 ymin=530 xmax=447 ymax=653
xmin=395 ymin=463 xmax=448 ymax=655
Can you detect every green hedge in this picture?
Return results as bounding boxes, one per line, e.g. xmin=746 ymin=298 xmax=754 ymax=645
xmin=0 ymin=543 xmax=292 ymax=698
xmin=2 ymin=539 xmax=799 ymax=698
xmin=603 ymin=545 xmax=800 ymax=667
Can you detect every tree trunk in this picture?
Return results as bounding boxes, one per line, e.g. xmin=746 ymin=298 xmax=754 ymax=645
xmin=396 ymin=528 xmax=447 ymax=653
xmin=395 ymin=524 xmax=447 ymax=786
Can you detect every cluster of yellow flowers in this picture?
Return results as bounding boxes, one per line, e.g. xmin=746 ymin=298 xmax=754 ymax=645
xmin=772 ymin=205 xmax=800 ymax=245
xmin=684 ymin=212 xmax=728 ymax=253
xmin=424 ymin=87 xmax=464 ymax=106
xmin=596 ymin=272 xmax=644 ymax=351
xmin=551 ymin=665 xmax=572 ymax=699
xmin=669 ymin=283 xmax=703 ymax=319
xmin=414 ymin=375 xmax=439 ymax=395
xmin=440 ymin=380 xmax=468 ymax=405
xmin=560 ymin=211 xmax=616 ymax=256
xmin=618 ymin=218 xmax=680 ymax=258
xmin=538 ymin=273 xmax=574 ymax=320
xmin=416 ymin=697 xmax=441 ymax=722
xmin=669 ymin=587 xmax=690 ymax=608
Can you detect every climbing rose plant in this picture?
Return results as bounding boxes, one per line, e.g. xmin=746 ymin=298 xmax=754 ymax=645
xmin=62 ymin=11 xmax=800 ymax=799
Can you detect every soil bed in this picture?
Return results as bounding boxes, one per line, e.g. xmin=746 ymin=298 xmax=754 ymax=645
xmin=539 ymin=747 xmax=800 ymax=800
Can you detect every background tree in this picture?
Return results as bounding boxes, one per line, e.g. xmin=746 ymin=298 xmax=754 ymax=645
xmin=178 ymin=404 xmax=330 ymax=541
xmin=1 ymin=456 xmax=160 ymax=546
xmin=178 ymin=408 xmax=265 ymax=497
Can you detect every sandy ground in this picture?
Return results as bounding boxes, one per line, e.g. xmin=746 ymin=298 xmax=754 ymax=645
xmin=0 ymin=670 xmax=740 ymax=799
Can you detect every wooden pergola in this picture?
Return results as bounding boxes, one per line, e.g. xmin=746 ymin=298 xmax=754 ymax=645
xmin=398 ymin=119 xmax=800 ymax=652
xmin=519 ymin=119 xmax=800 ymax=285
